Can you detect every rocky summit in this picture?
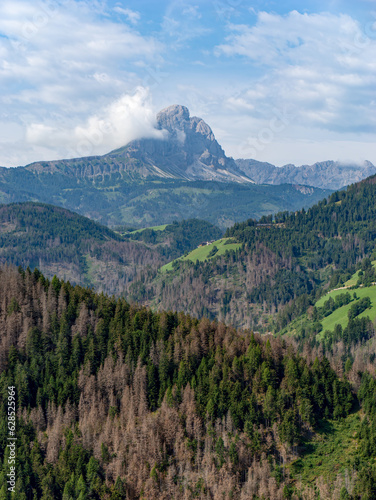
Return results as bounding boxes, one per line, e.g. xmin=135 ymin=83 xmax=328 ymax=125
xmin=24 ymin=104 xmax=254 ymax=183
xmin=22 ymin=104 xmax=375 ymax=189
xmin=109 ymin=104 xmax=254 ymax=183
xmin=236 ymin=158 xmax=376 ymax=190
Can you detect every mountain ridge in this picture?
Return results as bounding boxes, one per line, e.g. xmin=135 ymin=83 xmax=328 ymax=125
xmin=0 ymin=202 xmax=225 ymax=296
xmin=0 ymin=104 xmax=372 ymax=192
xmin=0 ymin=104 xmax=372 ymax=229
xmin=25 ymin=105 xmax=254 ymax=184
xmin=236 ymin=158 xmax=376 ymax=190
xmin=128 ymin=173 xmax=376 ymax=329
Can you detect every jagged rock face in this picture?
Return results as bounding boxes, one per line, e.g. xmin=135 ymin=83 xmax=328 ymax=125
xmin=24 ymin=104 xmax=254 ymax=183
xmin=115 ymin=104 xmax=252 ymax=182
xmin=23 ymin=103 xmax=375 ymax=189
xmin=236 ymin=159 xmax=376 ymax=190
xmin=156 ymin=104 xmax=191 ymax=132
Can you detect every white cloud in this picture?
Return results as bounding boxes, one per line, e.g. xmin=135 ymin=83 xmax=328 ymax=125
xmin=239 ymin=138 xmax=376 ymax=167
xmin=0 ymin=3 xmax=161 ymax=84
xmin=216 ymin=11 xmax=376 ymax=134
xmin=0 ymin=0 xmax=166 ymax=165
xmin=113 ymin=6 xmax=141 ymax=24
xmin=0 ymin=2 xmax=375 ymax=168
xmin=162 ymin=1 xmax=210 ymax=44
xmin=0 ymin=0 xmax=161 ymax=70
xmin=26 ymin=87 xmax=166 ymax=159
xmin=227 ymin=96 xmax=255 ymax=112
xmin=182 ymin=5 xmax=201 ymax=19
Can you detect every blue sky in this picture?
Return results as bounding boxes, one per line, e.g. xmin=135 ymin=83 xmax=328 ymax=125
xmin=0 ymin=0 xmax=375 ymax=167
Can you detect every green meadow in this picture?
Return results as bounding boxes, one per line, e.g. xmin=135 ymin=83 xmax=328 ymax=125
xmin=160 ymin=238 xmax=241 ymax=272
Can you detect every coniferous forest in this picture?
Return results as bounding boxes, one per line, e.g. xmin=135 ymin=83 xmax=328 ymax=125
xmin=132 ymin=176 xmax=376 ymax=329
xmin=0 ymin=263 xmax=375 ymax=499
xmin=1 ymin=179 xmax=376 ymax=498
xmin=1 ymin=0 xmax=376 ymax=497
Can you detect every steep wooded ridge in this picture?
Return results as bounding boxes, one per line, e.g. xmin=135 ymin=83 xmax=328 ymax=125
xmin=236 ymin=159 xmax=376 ymax=190
xmin=0 ymin=203 xmax=223 ymax=296
xmin=0 ymin=202 xmax=161 ymax=296
xmin=133 ymin=175 xmax=376 ymax=329
xmin=0 ymin=106 xmax=332 ymax=229
xmin=0 ymin=266 xmax=375 ymax=499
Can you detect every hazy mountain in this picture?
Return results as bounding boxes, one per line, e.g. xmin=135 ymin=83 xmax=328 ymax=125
xmin=25 ymin=105 xmax=253 ymax=184
xmin=236 ymin=158 xmax=376 ymax=190
xmin=19 ymin=106 xmax=375 ymax=190
xmin=0 ymin=169 xmax=331 ymax=229
xmin=0 ymin=105 xmax=331 ymax=229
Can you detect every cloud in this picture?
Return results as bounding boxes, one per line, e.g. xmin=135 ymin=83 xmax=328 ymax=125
xmin=0 ymin=2 xmax=375 ymax=168
xmin=0 ymin=1 xmax=164 ymax=109
xmin=182 ymin=5 xmax=201 ymax=19
xmin=26 ymin=87 xmax=165 ymax=159
xmin=113 ymin=6 xmax=141 ymax=25
xmin=161 ymin=1 xmax=210 ymax=44
xmin=216 ymin=11 xmax=376 ymax=134
xmin=0 ymin=0 xmax=167 ymax=165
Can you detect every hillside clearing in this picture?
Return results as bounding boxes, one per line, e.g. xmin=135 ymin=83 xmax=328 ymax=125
xmin=160 ymin=238 xmax=241 ymax=272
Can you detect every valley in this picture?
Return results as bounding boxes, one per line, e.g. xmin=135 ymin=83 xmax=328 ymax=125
xmin=1 ymin=169 xmax=376 ymax=499
xmin=0 ymin=106 xmax=339 ymax=229
xmin=1 ymin=1 xmax=375 ymax=497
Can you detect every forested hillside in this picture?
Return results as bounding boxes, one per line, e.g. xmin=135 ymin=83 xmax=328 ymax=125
xmin=123 ymin=219 xmax=223 ymax=260
xmin=0 ymin=165 xmax=331 ymax=229
xmin=0 ymin=266 xmax=375 ymax=499
xmin=0 ymin=203 xmax=163 ymax=297
xmin=0 ymin=203 xmax=222 ymax=298
xmin=133 ymin=175 xmax=376 ymax=329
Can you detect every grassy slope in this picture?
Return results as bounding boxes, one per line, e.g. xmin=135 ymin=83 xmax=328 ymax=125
xmin=281 ymin=262 xmax=376 ymax=338
xmin=344 ymin=270 xmax=362 ymax=287
xmin=160 ymin=238 xmax=242 ymax=272
xmin=315 ymin=261 xmax=376 ymax=333
xmin=318 ymin=286 xmax=376 ymax=332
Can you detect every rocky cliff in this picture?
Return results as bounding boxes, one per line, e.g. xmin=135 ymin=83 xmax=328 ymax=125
xmin=25 ymin=105 xmax=254 ymax=184
xmin=236 ymin=159 xmax=376 ymax=190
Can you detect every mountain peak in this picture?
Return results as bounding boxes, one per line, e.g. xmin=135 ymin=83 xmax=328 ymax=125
xmin=116 ymin=104 xmax=254 ymax=183
xmin=26 ymin=104 xmax=254 ymax=184
xmin=157 ymin=104 xmax=190 ymax=132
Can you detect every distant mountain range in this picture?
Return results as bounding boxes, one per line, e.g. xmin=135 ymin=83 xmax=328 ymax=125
xmin=25 ymin=105 xmax=252 ymax=184
xmin=24 ymin=105 xmax=374 ymax=190
xmin=0 ymin=105 xmax=335 ymax=228
xmin=0 ymin=104 xmax=373 ymax=228
xmin=236 ymin=158 xmax=376 ymax=190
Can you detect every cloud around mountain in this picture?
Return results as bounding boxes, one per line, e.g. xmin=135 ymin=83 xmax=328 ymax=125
xmin=0 ymin=0 xmax=164 ymax=166
xmin=26 ymin=87 xmax=166 ymax=159
xmin=0 ymin=2 xmax=375 ymax=167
